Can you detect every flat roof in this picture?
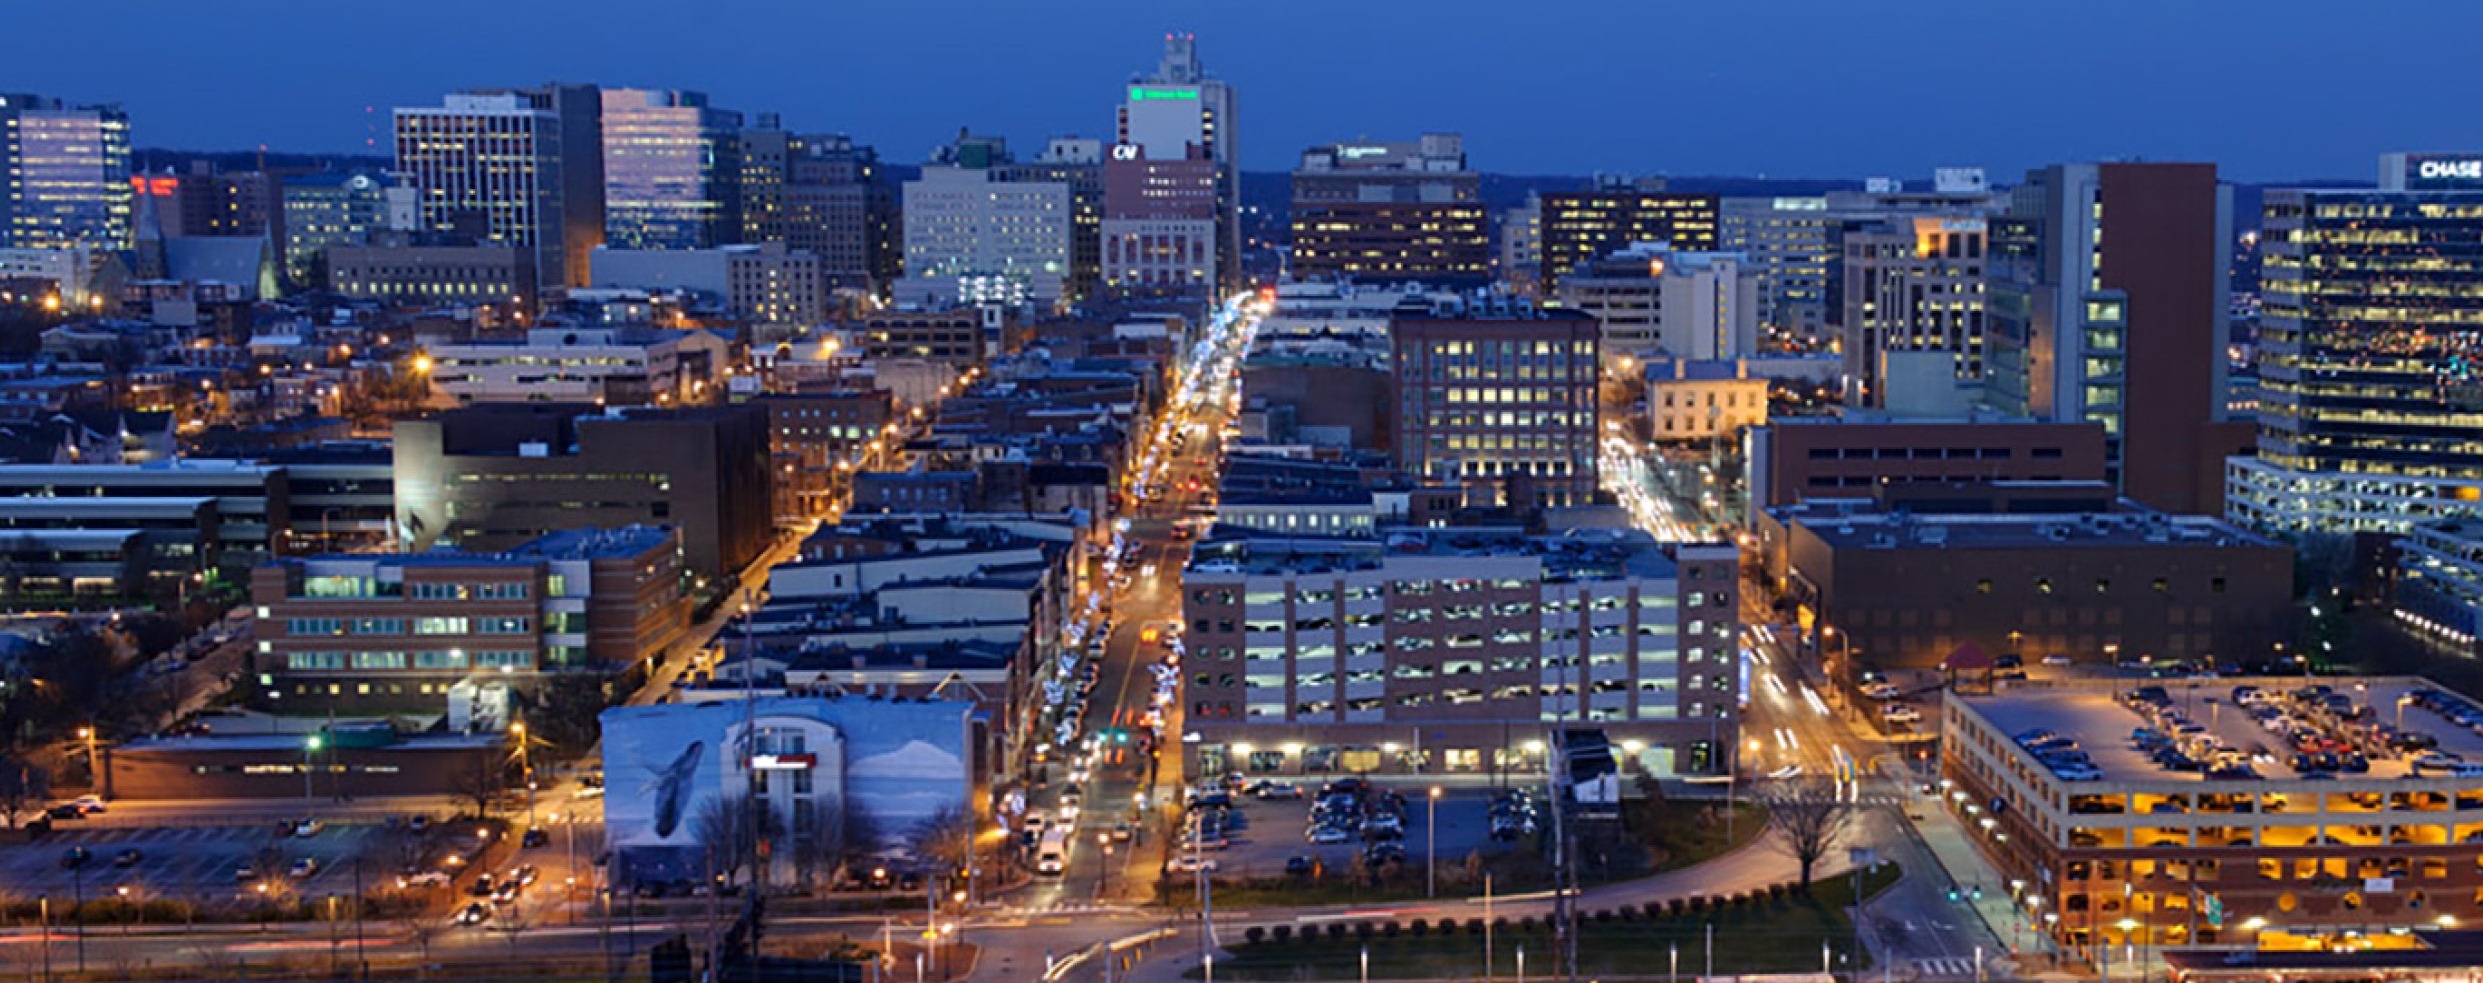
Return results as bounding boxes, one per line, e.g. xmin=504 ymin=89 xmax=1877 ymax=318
xmin=1958 ymin=677 xmax=2483 ymax=784
xmin=1802 ymin=510 xmax=2277 ymax=551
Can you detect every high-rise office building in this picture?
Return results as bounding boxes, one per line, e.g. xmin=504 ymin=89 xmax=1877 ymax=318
xmin=1539 ymin=181 xmax=1719 ymax=293
xmin=1118 ymin=34 xmax=1239 ymax=294
xmin=394 ymin=92 xmax=574 ymax=294
xmin=1498 ymin=193 xmax=1543 ymax=296
xmin=283 ymin=171 xmax=412 ymax=285
xmin=994 ymin=138 xmax=1104 ymax=301
xmin=899 ymin=135 xmax=1071 ymax=308
xmin=740 ymin=119 xmax=894 ymax=294
xmin=1390 ymin=300 xmax=1601 ymax=509
xmin=1721 ymin=196 xmax=1834 ymax=341
xmin=1839 ymin=216 xmax=1987 ymax=407
xmin=0 ymin=93 xmax=133 ymax=250
xmin=2226 ymin=153 xmax=2483 ymax=536
xmin=1985 ymin=162 xmax=2245 ymax=516
xmin=1099 ymin=141 xmax=1217 ymax=300
xmin=600 ymin=89 xmax=741 ymax=250
xmin=1288 ymin=134 xmax=1486 ymax=284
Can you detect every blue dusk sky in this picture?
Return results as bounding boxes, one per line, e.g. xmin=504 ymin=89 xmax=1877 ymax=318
xmin=13 ymin=0 xmax=2479 ymax=181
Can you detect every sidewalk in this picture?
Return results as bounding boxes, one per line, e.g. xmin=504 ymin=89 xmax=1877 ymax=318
xmin=1909 ymin=795 xmax=2085 ymax=980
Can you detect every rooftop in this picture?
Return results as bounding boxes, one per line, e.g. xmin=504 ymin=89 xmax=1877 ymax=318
xmin=1956 ymin=676 xmax=2483 ymax=785
xmin=1799 ymin=509 xmax=2278 ymax=551
xmin=1188 ymin=526 xmax=1682 ymax=581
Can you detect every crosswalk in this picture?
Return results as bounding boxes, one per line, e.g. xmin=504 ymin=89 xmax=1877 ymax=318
xmin=1910 ymin=956 xmax=1982 ymax=978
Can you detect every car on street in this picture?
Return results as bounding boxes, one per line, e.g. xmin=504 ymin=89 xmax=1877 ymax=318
xmin=1110 ymin=822 xmax=1133 ymax=843
xmin=522 ymin=829 xmax=550 ymax=848
xmin=69 ymin=795 xmax=106 ymax=814
xmin=45 ymin=804 xmax=82 ymax=820
xmin=1284 ymin=856 xmax=1314 ymax=876
xmin=1883 ymin=705 xmax=1923 ymax=724
xmin=2042 ymin=654 xmax=2075 ymax=667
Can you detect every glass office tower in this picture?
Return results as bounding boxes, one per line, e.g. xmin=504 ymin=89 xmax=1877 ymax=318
xmin=601 ymin=90 xmax=741 ymax=250
xmin=1 ymin=93 xmax=133 ymax=249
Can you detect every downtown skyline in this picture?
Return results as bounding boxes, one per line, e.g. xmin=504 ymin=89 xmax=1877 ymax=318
xmin=13 ymin=0 xmax=2481 ymax=181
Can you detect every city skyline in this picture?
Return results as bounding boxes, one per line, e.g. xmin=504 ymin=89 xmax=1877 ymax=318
xmin=14 ymin=0 xmax=2480 ymax=181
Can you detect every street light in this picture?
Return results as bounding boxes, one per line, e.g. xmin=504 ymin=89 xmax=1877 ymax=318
xmin=303 ymin=733 xmax=323 ymax=800
xmin=1426 ymin=786 xmax=1442 ymax=898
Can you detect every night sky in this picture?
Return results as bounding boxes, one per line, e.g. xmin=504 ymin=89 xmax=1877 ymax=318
xmin=17 ymin=0 xmax=2480 ymax=181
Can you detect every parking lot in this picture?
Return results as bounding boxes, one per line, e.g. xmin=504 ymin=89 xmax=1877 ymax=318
xmin=0 ymin=818 xmax=472 ymax=903
xmin=1176 ymin=781 xmax=1515 ymax=883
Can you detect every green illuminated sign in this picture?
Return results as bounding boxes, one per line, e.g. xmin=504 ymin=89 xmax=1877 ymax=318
xmin=1128 ymin=87 xmax=1201 ymax=102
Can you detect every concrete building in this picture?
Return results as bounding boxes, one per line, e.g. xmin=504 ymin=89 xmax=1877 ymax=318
xmin=2227 ymin=159 xmax=2483 ymax=537
xmin=1745 ymin=417 xmax=2110 ymax=510
xmin=1554 ymin=243 xmax=1664 ymax=364
xmin=0 ymin=93 xmax=133 ymax=250
xmin=1646 ymin=359 xmax=1769 ymax=443
xmin=1390 ymin=301 xmax=1601 ymax=509
xmin=600 ymin=697 xmax=980 ymax=887
xmin=1771 ymin=501 xmax=2291 ymax=671
xmin=600 ymin=89 xmax=741 ymax=250
xmin=1660 ymin=251 xmax=1760 ymax=361
xmin=1498 ymin=193 xmax=1542 ymax=296
xmin=426 ymin=326 xmax=731 ymax=407
xmin=739 ymin=123 xmax=893 ymax=294
xmin=1117 ymin=34 xmax=1240 ymax=293
xmin=995 ymin=138 xmax=1104 ymax=302
xmin=1099 ymin=142 xmax=1217 ymax=301
xmin=901 ymin=137 xmax=1071 ymax=308
xmin=250 ymin=525 xmax=689 ymax=711
xmin=592 ymin=242 xmax=827 ymax=327
xmin=1181 ymin=527 xmax=1742 ymax=779
xmin=392 ymin=403 xmax=773 ymax=579
xmin=1721 ymin=196 xmax=1833 ymax=341
xmin=281 ymin=171 xmax=412 ymax=285
xmin=326 ymin=240 xmax=534 ymax=307
xmin=0 ymin=497 xmax=220 ymax=604
xmin=393 ymin=92 xmax=577 ymax=294
xmin=2392 ymin=519 xmax=2483 ymax=656
xmin=1942 ymin=676 xmax=2483 ymax=956
xmin=862 ymin=307 xmax=988 ymax=367
xmin=1985 ymin=162 xmax=2248 ymax=516
xmin=1288 ymin=134 xmax=1486 ymax=284
xmin=1537 ymin=182 xmax=1718 ymax=293
xmin=1839 ymin=215 xmax=1987 ymax=408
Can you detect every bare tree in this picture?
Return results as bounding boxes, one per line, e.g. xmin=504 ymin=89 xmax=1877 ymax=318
xmin=839 ymin=798 xmax=885 ymax=863
xmin=396 ymin=910 xmax=446 ymax=978
xmin=906 ymin=805 xmax=974 ymax=877
xmin=1764 ymin=778 xmax=1857 ymax=889
xmin=0 ymin=758 xmax=46 ymax=828
xmin=449 ymin=754 xmax=503 ymax=819
xmin=693 ymin=792 xmax=775 ymax=888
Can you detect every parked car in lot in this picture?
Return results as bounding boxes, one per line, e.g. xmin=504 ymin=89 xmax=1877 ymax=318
xmin=289 ymin=858 xmax=320 ymax=879
xmin=1169 ymin=854 xmax=1219 ymax=873
xmin=292 ymin=818 xmax=323 ymax=838
xmin=1883 ymin=704 xmax=1922 ymax=724
xmin=1246 ymin=780 xmax=1303 ymax=800
xmin=1307 ymin=825 xmax=1353 ymax=844
xmin=112 ymin=849 xmax=142 ymax=868
xmin=58 ymin=847 xmax=90 ymax=869
xmin=456 ymin=902 xmax=492 ymax=927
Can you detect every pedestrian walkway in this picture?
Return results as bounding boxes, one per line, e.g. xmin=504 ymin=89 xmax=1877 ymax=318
xmin=1909 ymin=794 xmax=2060 ymax=972
xmin=1912 ymin=955 xmax=1983 ymax=978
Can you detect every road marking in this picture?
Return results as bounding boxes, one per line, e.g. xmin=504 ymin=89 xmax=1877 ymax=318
xmin=1911 ymin=956 xmax=1979 ymax=978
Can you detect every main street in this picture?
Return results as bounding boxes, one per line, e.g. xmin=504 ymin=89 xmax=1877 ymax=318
xmin=1010 ymin=294 xmax=1262 ymax=917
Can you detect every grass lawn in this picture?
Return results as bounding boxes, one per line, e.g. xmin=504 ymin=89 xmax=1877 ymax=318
xmin=1636 ymin=797 xmax=1769 ymax=876
xmin=1164 ymin=797 xmax=1774 ymax=911
xmin=1196 ymin=863 xmax=1903 ymax=980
